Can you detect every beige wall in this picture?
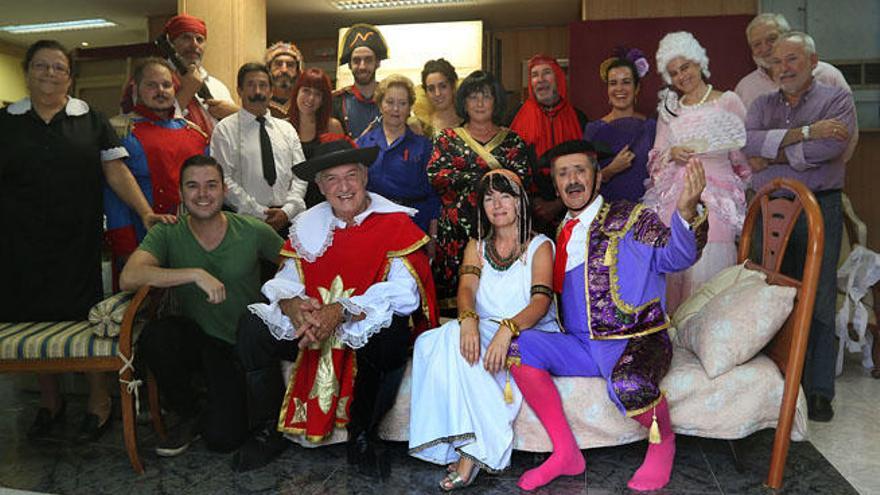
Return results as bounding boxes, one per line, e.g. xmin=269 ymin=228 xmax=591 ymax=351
xmin=178 ymin=0 xmax=267 ymax=102
xmin=845 ymin=130 xmax=880 ymax=251
xmin=0 ymin=41 xmax=26 ymax=104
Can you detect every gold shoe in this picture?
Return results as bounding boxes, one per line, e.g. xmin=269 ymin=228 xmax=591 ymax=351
xmin=439 ymin=467 xmax=479 ymax=491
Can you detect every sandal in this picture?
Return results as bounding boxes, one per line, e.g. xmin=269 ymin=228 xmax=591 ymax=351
xmin=439 ymin=466 xmax=479 ymax=491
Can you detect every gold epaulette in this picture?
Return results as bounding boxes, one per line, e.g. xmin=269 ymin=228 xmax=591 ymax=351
xmin=109 ymin=113 xmax=135 ymax=139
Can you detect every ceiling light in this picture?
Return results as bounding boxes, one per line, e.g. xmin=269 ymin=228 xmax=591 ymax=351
xmin=331 ymin=0 xmax=473 ymax=11
xmin=0 ymin=18 xmax=117 ymax=34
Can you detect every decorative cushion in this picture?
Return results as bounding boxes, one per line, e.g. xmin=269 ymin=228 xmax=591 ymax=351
xmin=0 ymin=321 xmax=120 ymax=360
xmin=672 ymin=263 xmax=766 ymax=330
xmin=677 ymin=278 xmax=796 ymax=378
xmin=88 ymin=291 xmax=134 ymax=337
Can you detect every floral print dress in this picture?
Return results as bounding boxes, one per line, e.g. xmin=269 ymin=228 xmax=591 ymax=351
xmin=427 ymin=126 xmax=530 ymax=307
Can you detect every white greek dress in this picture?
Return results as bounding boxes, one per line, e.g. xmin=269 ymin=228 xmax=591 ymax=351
xmin=408 ymin=234 xmax=560 ymax=472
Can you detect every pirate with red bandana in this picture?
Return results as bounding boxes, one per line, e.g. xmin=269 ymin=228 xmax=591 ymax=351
xmin=162 ymin=13 xmax=238 ymax=135
xmin=332 ymin=24 xmax=388 ymax=139
xmin=510 ymin=54 xmax=588 ymax=237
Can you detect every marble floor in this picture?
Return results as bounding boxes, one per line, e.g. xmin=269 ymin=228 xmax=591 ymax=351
xmin=808 ymin=353 xmax=880 ymax=495
xmin=0 ymin=353 xmax=875 ymax=495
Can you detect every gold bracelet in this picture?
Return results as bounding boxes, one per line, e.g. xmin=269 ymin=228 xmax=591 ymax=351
xmin=457 ymin=309 xmax=478 ymax=324
xmin=530 ymin=284 xmax=554 ymax=298
xmin=500 ymin=318 xmax=521 ymax=337
xmin=459 ymin=264 xmax=482 ymax=278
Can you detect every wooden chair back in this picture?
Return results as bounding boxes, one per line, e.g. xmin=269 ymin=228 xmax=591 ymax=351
xmin=736 ymin=178 xmax=824 ymax=489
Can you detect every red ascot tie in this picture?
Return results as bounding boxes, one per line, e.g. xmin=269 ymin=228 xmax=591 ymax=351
xmin=553 ymin=218 xmax=579 ymax=293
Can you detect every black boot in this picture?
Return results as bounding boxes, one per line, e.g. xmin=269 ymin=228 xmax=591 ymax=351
xmin=232 ymin=368 xmax=288 ymax=472
xmin=231 ymin=420 xmax=288 ymax=472
xmin=243 ymin=368 xmax=284 ymax=431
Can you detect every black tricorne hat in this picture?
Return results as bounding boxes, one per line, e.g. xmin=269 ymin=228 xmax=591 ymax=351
xmin=539 ymin=139 xmax=614 ymax=171
xmin=294 ymin=140 xmax=379 ymax=182
xmin=339 ymin=23 xmax=388 ymax=66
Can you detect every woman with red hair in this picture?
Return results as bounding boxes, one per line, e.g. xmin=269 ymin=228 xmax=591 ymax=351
xmin=287 ymin=67 xmax=347 ymax=207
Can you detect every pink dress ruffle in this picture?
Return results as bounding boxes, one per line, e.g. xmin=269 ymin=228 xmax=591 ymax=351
xmin=644 ymin=91 xmax=751 ymax=311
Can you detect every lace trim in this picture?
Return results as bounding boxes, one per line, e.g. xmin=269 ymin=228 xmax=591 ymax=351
xmin=336 ymin=304 xmax=392 ymax=349
xmin=456 ymin=449 xmax=505 ymax=474
xmin=247 ymin=304 xmax=296 ymax=341
xmin=289 ymin=212 xmax=334 ymax=263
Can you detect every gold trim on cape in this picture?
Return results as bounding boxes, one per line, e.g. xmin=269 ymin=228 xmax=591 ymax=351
xmin=386 ymin=235 xmax=430 ymax=258
xmin=398 ymin=257 xmax=432 ymax=324
xmin=584 ymin=203 xmax=670 ymax=341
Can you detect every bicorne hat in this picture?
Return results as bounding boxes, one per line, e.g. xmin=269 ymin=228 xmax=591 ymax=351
xmin=339 ymin=23 xmax=388 ymax=66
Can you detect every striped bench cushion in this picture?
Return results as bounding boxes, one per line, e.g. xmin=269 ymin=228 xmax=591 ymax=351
xmin=0 ymin=321 xmax=120 ymax=360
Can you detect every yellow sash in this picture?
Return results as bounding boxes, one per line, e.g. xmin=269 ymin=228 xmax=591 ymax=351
xmin=454 ymin=126 xmax=509 ymax=170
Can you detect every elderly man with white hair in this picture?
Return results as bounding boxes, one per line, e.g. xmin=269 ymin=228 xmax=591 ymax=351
xmin=734 ymin=13 xmax=857 ymax=162
xmin=744 ymin=31 xmax=856 ymax=423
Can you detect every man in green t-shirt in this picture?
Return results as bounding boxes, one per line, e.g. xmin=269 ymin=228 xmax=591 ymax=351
xmin=120 ymin=154 xmax=282 ymax=457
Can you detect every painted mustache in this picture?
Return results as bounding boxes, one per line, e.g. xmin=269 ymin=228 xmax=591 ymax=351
xmin=565 ymin=183 xmax=585 ymax=194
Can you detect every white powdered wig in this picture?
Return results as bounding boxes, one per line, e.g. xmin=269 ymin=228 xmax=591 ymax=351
xmin=656 ymin=31 xmax=710 ymax=85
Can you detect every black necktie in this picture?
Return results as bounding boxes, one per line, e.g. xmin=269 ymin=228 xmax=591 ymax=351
xmin=256 ymin=115 xmax=276 ymax=186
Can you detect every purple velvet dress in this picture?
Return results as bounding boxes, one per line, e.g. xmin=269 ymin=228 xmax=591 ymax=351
xmin=584 ymin=117 xmax=656 ymax=203
xmin=514 ymin=200 xmax=708 ymax=415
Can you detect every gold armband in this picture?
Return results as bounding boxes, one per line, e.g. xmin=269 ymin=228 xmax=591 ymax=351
xmin=530 ymin=284 xmax=554 ymax=298
xmin=500 ymin=318 xmax=521 ymax=337
xmin=459 ymin=264 xmax=482 ymax=278
xmin=457 ymin=309 xmax=478 ymax=324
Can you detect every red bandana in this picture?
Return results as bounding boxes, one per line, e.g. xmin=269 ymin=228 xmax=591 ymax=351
xmin=164 ymin=14 xmax=207 ymax=39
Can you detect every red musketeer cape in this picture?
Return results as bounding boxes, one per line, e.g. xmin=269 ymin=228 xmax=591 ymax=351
xmin=277 ymin=209 xmax=438 ymax=441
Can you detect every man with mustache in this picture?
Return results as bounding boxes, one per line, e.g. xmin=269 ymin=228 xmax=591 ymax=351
xmin=105 ymin=58 xmax=209 ymax=262
xmin=332 ymin=24 xmax=388 ymax=139
xmin=265 ymin=41 xmax=304 ymax=119
xmin=210 ymin=63 xmax=307 ymax=241
xmin=164 ymin=14 xmax=238 ymax=135
xmin=744 ymin=32 xmax=856 ymax=423
xmin=510 ymin=55 xmax=588 ymax=237
xmin=509 ymin=140 xmax=708 ymax=492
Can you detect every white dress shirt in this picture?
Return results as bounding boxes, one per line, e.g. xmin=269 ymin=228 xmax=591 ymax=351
xmin=210 ymin=108 xmax=307 ymax=220
xmin=248 ymin=193 xmax=421 ymax=349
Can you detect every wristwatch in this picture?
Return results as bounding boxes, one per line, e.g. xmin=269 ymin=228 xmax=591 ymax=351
xmin=801 ymin=125 xmax=810 ymax=140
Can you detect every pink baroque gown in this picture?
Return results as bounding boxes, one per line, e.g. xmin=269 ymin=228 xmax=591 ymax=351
xmin=643 ymin=90 xmax=751 ymax=311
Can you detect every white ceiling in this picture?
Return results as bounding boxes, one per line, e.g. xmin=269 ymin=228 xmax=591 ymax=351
xmin=0 ymin=0 xmax=580 ymax=49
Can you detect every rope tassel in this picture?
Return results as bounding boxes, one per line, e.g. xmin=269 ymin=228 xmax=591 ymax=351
xmin=648 ymin=406 xmax=661 ymax=444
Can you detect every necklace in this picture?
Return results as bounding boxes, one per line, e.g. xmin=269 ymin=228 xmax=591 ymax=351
xmin=485 ymin=236 xmax=521 ymax=271
xmin=681 ymin=84 xmax=713 ymax=108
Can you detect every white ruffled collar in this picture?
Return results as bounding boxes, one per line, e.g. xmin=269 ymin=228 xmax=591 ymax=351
xmin=289 ymin=192 xmax=417 ymax=262
xmin=7 ymin=96 xmax=89 ymax=116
